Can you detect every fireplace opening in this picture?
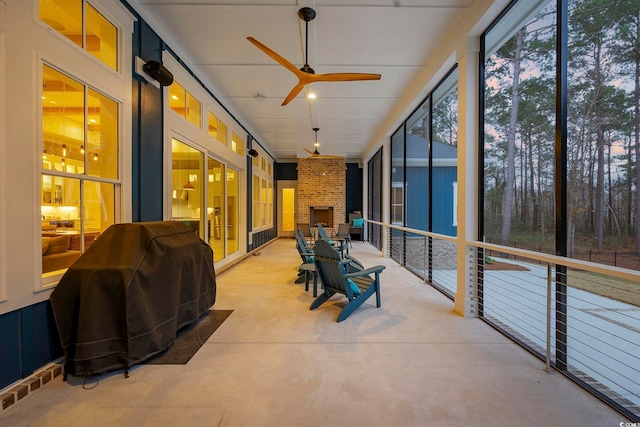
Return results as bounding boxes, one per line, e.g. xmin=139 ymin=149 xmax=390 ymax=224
xmin=309 ymin=206 xmax=333 ymax=228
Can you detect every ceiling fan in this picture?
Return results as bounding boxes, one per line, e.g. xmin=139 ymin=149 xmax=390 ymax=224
xmin=302 ymin=128 xmax=344 ymax=159
xmin=247 ymin=7 xmax=381 ymax=106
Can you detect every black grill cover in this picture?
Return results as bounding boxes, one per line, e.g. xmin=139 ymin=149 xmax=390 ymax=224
xmin=50 ymin=221 xmax=216 ymax=376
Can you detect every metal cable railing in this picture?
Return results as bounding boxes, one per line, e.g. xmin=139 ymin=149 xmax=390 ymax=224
xmin=364 ymin=219 xmax=640 ymax=421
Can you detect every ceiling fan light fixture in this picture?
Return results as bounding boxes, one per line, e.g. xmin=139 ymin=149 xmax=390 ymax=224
xmin=246 ymin=6 xmax=380 ymax=106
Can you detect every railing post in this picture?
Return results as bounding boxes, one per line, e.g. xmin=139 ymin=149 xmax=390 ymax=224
xmin=424 ymin=235 xmax=427 ymax=283
xmin=546 ymin=263 xmax=552 ymax=374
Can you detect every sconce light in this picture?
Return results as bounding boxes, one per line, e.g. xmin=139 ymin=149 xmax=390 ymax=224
xmin=62 ymin=144 xmax=67 ymax=157
xmin=80 ymin=145 xmax=85 ymax=155
xmin=42 ymin=149 xmax=47 ymax=160
xmin=135 ymin=57 xmax=174 ymax=88
xmin=248 ymin=148 xmax=259 ymax=158
xmin=92 ymin=153 xmax=99 ymax=161
xmin=143 ymin=60 xmax=174 ymax=86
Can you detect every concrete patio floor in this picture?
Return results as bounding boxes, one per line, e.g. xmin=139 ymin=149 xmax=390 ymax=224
xmin=0 ymin=238 xmax=629 ymax=426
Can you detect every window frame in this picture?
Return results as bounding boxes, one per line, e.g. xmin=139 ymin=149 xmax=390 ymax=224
xmin=39 ymin=61 xmax=123 ymax=289
xmin=251 ymin=145 xmax=274 ymax=232
xmin=34 ymin=0 xmax=125 ymax=75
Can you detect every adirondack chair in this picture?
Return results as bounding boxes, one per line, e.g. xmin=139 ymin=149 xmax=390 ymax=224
xmin=294 ymin=228 xmax=315 ymax=285
xmin=297 ymin=223 xmax=315 ymax=244
xmin=310 ymin=239 xmax=385 ymax=322
xmin=316 ymin=224 xmax=345 ymax=255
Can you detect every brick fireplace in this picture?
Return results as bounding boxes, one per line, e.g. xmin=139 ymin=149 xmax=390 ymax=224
xmin=309 ymin=206 xmax=334 ymax=227
xmin=297 ymin=157 xmax=346 ymax=234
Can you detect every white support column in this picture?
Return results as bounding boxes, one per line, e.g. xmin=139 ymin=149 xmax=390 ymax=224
xmin=381 ymin=139 xmax=391 ymax=257
xmin=454 ymin=36 xmax=480 ymax=317
xmin=362 ymin=159 xmax=368 ymax=241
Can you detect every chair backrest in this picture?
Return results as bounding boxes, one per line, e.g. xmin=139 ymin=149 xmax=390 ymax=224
xmin=313 ymin=239 xmax=354 ymax=298
xmin=337 ymin=223 xmax=350 ymax=236
xmin=348 ymin=213 xmax=362 ymax=225
xmin=297 ymin=223 xmax=312 ymax=238
xmin=294 ymin=228 xmax=313 ymax=263
xmin=316 ymin=224 xmax=330 ymax=240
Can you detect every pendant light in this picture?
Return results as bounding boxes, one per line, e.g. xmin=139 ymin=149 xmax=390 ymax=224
xmin=313 ymin=127 xmax=320 ymax=155
xmin=183 ymin=148 xmax=195 ymax=190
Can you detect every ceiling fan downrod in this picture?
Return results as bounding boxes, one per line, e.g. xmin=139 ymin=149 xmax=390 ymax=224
xmin=313 ymin=127 xmax=320 ymax=154
xmin=298 ymin=7 xmax=316 ymax=74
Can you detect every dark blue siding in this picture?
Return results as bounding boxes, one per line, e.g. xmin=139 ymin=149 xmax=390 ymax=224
xmin=406 ymin=167 xmax=429 ymax=231
xmin=0 ymin=302 xmax=62 ymax=390
xmin=405 ymin=166 xmax=456 ymax=236
xmin=0 ymin=310 xmax=21 ymax=388
xmin=433 ymin=166 xmax=457 ymax=236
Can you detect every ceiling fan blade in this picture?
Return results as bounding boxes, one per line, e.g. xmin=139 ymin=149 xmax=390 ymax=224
xmin=302 ymin=148 xmax=345 ymax=158
xmin=313 ymin=72 xmax=381 ymax=83
xmin=246 ymin=37 xmax=301 ymax=76
xmin=281 ymin=83 xmax=306 ymax=106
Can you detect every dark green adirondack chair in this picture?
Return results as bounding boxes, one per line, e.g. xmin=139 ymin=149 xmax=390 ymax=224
xmin=295 ymin=228 xmax=315 ymax=285
xmin=310 ymin=239 xmax=385 ymax=322
xmin=316 ymin=224 xmax=345 ymax=255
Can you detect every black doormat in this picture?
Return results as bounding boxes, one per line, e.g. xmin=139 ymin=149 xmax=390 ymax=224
xmin=146 ymin=309 xmax=233 ymax=365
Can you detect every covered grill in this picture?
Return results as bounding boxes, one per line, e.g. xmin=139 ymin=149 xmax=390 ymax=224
xmin=51 ymin=221 xmax=216 ymax=377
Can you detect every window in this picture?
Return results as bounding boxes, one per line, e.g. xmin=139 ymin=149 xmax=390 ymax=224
xmin=218 ymin=120 xmax=227 ymax=145
xmin=482 ymin=0 xmax=555 ymax=250
xmin=391 ymin=183 xmax=404 ymax=225
xmin=41 ymin=64 xmax=118 ymax=279
xmin=231 ymin=131 xmax=244 ymax=156
xmin=261 ymin=179 xmax=267 ymax=227
xmin=390 ymin=126 xmax=405 ymax=263
xmin=208 ymin=111 xmax=227 ymax=145
xmin=226 ymin=168 xmax=239 ymax=254
xmin=39 ymin=0 xmax=118 ymax=71
xmin=368 ymin=148 xmax=383 ymax=250
xmin=207 ymin=157 xmax=225 ymax=262
xmin=431 ymin=68 xmax=458 ymax=236
xmin=169 ymin=80 xmax=201 ymax=128
xmin=170 ymin=139 xmax=203 ymax=235
xmin=253 ymin=175 xmax=260 ymax=229
xmin=405 ymin=98 xmax=429 ymax=231
xmin=251 ymin=148 xmax=273 ymax=230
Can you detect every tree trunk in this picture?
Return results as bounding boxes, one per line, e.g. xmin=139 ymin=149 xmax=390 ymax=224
xmin=528 ymin=132 xmax=538 ymax=232
xmin=635 ymin=28 xmax=640 ymax=253
xmin=500 ymin=29 xmax=524 ymax=245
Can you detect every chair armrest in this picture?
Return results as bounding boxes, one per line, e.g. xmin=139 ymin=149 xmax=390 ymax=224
xmin=344 ymin=265 xmax=385 ymax=278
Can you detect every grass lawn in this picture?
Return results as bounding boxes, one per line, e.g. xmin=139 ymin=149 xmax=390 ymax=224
xmin=567 ymin=270 xmax=640 ymax=307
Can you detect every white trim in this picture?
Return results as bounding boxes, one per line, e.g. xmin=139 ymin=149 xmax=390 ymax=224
xmin=32 ymin=0 xmax=135 ymax=77
xmin=0 ymin=12 xmax=6 ymax=302
xmin=0 ymin=0 xmax=133 ymax=314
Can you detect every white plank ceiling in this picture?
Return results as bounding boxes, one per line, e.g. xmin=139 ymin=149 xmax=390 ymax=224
xmin=131 ymin=0 xmax=473 ymax=161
